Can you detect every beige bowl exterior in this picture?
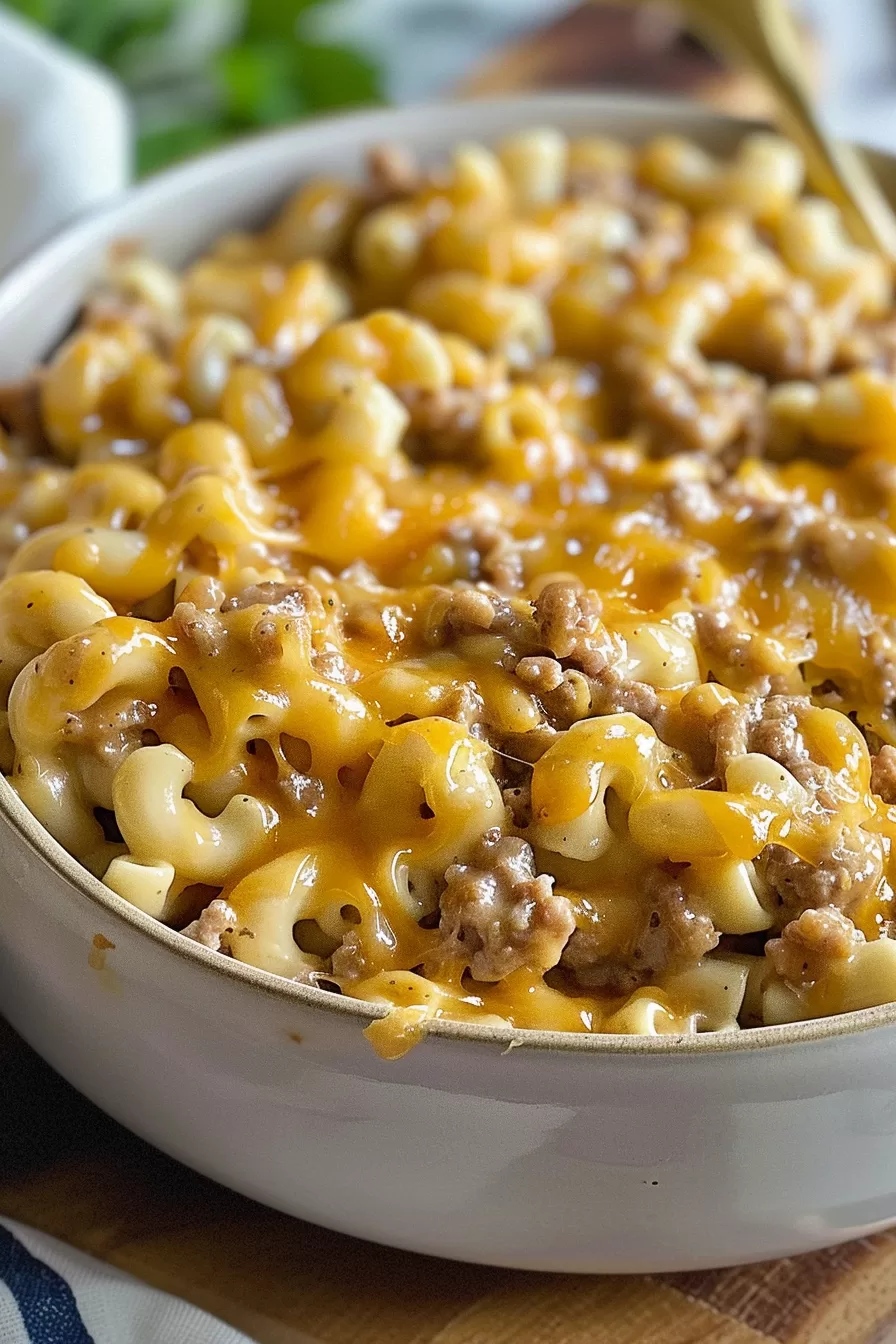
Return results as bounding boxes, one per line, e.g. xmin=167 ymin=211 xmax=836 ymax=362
xmin=3 ymin=93 xmax=896 ymax=1272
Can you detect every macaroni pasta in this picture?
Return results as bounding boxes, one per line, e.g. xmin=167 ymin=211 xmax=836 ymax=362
xmin=3 ymin=127 xmax=896 ymax=1053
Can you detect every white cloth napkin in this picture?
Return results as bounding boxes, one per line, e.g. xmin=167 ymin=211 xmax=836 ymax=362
xmin=0 ymin=1219 xmax=254 ymax=1344
xmin=0 ymin=8 xmax=129 ymax=273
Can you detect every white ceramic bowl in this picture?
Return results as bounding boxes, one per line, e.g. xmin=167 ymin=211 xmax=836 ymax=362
xmin=4 ymin=93 xmax=896 ymax=1274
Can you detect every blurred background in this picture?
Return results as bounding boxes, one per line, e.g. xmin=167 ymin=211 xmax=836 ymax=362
xmin=5 ymin=0 xmax=896 ymax=174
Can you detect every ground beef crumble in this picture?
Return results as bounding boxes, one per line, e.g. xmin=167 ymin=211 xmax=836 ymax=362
xmin=834 ymin=317 xmax=896 ymax=374
xmin=712 ymin=695 xmax=832 ymax=801
xmin=587 ymin=664 xmax=666 ymax=734
xmin=693 ymin=605 xmax=801 ymax=685
xmin=709 ymin=695 xmax=887 ymax=924
xmin=250 ymin=617 xmax=283 ymax=664
xmin=331 ymin=928 xmax=368 ymax=982
xmin=872 ymin=745 xmax=896 ymax=805
xmin=428 ymin=828 xmax=575 ymax=981
xmin=739 ymin=283 xmax=842 ymax=382
xmin=398 ymin=385 xmax=493 ymax=459
xmin=663 ymin=479 xmax=722 ymax=529
xmin=444 ymin=587 xmax=498 ymax=633
xmin=425 ymin=585 xmax=535 ymax=651
xmin=514 ymin=654 xmax=565 ymax=693
xmin=365 ymin=142 xmax=421 ymax=202
xmin=440 ymin=681 xmax=486 ymax=729
xmin=62 ymin=697 xmax=158 ymax=779
xmin=765 ymin=905 xmax=862 ymax=987
xmin=757 ymin=828 xmax=885 ymax=926
xmin=613 ymin=347 xmax=765 ymax=460
xmin=172 ymin=600 xmax=224 ymax=657
xmin=864 ymin=626 xmax=896 ymax=713
xmin=434 ymin=577 xmax=669 ymax=732
xmin=443 ymin=520 xmax=528 ymax=592
xmin=181 ymin=899 xmax=238 ymax=951
xmin=560 ymin=868 xmax=719 ymax=995
xmin=502 ymin=779 xmax=532 ymax=829
xmin=0 ymin=375 xmax=47 ymax=450
xmin=220 ymin=579 xmax=316 ymax=617
xmin=533 ymin=581 xmax=613 ymax=676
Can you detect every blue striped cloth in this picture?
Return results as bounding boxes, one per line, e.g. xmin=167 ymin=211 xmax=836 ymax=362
xmin=0 ymin=1219 xmax=254 ymax=1342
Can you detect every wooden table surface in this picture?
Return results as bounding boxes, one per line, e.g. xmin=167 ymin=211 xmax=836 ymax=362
xmin=4 ymin=1016 xmax=711 ymax=1344
xmin=7 ymin=1014 xmax=896 ymax=1344
xmin=0 ymin=1017 xmax=529 ymax=1344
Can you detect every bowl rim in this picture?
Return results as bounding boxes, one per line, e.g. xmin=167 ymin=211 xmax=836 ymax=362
xmin=4 ymin=88 xmax=896 ymax=1057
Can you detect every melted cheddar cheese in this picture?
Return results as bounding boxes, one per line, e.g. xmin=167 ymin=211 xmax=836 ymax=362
xmin=4 ymin=127 xmax=896 ymax=1051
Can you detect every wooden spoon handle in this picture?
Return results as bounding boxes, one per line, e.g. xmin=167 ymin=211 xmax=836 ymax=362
xmin=677 ymin=0 xmax=896 ymax=260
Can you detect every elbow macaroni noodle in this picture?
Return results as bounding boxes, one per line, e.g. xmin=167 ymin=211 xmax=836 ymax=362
xmin=3 ymin=126 xmax=896 ymax=1052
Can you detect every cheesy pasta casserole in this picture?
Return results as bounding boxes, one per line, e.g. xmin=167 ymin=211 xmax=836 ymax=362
xmin=4 ymin=126 xmax=896 ymax=1053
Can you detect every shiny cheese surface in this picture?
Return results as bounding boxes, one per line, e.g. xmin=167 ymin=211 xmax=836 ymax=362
xmin=4 ymin=129 xmax=896 ymax=1052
